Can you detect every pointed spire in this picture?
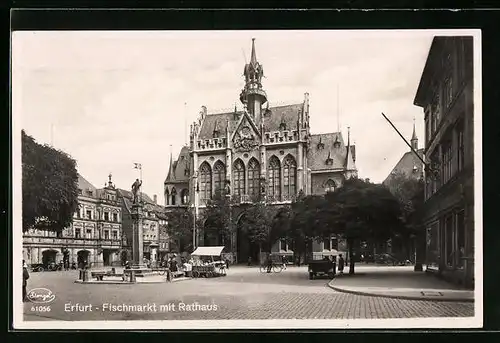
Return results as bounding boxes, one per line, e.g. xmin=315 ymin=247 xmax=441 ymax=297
xmin=250 ymin=38 xmax=257 ymax=65
xmin=345 ymin=127 xmax=351 ymax=170
xmin=411 ymin=117 xmax=417 ymax=140
xmin=411 ymin=118 xmax=418 ymax=150
xmin=166 ymin=145 xmax=175 ymax=182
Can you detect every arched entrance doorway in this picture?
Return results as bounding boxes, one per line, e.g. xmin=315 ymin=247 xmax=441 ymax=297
xmin=42 ymin=249 xmax=58 ymax=266
xmin=77 ymin=250 xmax=90 ymax=268
xmin=236 ymin=213 xmax=260 ymax=264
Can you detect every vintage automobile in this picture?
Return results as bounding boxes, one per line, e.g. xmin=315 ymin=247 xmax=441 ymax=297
xmin=307 ymin=253 xmax=337 ymax=280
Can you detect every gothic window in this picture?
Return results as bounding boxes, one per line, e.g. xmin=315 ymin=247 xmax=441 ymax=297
xmin=248 ymin=158 xmax=260 ymax=197
xmin=325 ymin=179 xmax=336 ymax=193
xmin=200 ymin=162 xmax=212 ymax=201
xmin=267 ymin=156 xmax=281 ymax=201
xmin=213 ymin=161 xmax=226 ymax=196
xmin=233 ymin=159 xmax=245 ymax=196
xmin=181 ymin=189 xmax=189 ymax=204
xmin=165 ymin=188 xmax=170 ymax=205
xmin=283 ymin=155 xmax=297 ymax=200
xmin=171 ymin=188 xmax=177 ymax=205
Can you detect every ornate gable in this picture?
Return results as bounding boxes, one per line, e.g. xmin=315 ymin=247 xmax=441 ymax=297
xmin=231 ymin=111 xmax=261 ymax=152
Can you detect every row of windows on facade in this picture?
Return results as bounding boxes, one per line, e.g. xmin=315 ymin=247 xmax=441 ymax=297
xmin=426 ymin=117 xmax=465 ymax=199
xmin=73 ymin=228 xmax=120 ymax=240
xmin=78 ymin=189 xmax=117 ymax=201
xmin=425 ymin=38 xmax=471 ymax=147
xmin=75 ymin=208 xmax=119 ymax=222
xmin=197 ymin=155 xmax=298 ymax=201
xmin=426 ymin=208 xmax=467 ymax=269
xmin=165 ymin=188 xmax=190 ymax=206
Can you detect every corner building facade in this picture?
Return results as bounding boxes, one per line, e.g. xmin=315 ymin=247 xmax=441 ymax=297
xmin=164 ymin=40 xmax=357 ymax=263
xmin=414 ymin=36 xmax=474 ymax=287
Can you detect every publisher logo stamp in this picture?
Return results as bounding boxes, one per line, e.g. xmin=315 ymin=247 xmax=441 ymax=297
xmin=27 ymin=288 xmax=56 ymax=304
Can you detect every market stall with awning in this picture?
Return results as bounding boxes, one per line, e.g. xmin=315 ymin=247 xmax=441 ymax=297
xmin=191 ymin=246 xmax=225 ymax=257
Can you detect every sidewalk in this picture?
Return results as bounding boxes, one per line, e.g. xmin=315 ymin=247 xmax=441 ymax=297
xmin=328 ymin=266 xmax=474 ymax=302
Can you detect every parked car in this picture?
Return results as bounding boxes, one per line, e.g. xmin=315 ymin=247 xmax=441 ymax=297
xmin=30 ymin=263 xmax=45 ymax=272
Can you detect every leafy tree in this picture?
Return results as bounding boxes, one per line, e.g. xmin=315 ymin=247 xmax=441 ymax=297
xmin=165 ymin=207 xmax=194 ymax=253
xmin=288 ymin=194 xmax=329 ymax=263
xmin=22 ymin=130 xmax=79 ymax=233
xmin=384 ymin=171 xmax=425 ymax=268
xmin=201 ymin=192 xmax=234 ymax=247
xmin=238 ymin=203 xmax=291 ymax=258
xmin=323 ymin=177 xmax=403 ymax=274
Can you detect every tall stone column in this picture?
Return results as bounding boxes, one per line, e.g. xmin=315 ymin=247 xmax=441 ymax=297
xmin=297 ymin=142 xmax=304 ymax=194
xmin=260 ymin=145 xmax=267 ymax=200
xmin=131 ymin=203 xmax=145 ymax=268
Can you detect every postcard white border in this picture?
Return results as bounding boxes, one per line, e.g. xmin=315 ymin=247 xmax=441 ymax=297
xmin=12 ymin=28 xmax=482 ymax=330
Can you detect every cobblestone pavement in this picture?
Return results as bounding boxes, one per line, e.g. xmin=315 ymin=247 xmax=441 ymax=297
xmin=23 ymin=266 xmax=474 ymax=321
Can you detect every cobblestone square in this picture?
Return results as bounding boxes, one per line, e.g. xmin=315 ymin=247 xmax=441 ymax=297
xmin=23 ymin=266 xmax=474 ymax=323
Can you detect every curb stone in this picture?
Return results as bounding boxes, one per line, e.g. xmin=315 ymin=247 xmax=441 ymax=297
xmin=327 ymin=279 xmax=474 ymax=303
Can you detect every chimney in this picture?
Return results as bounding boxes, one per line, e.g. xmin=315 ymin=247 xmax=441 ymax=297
xmin=153 ymin=194 xmax=157 ymax=204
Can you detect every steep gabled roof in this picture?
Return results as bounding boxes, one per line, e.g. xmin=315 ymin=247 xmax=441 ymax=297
xmin=165 ymin=146 xmax=191 ymax=184
xmin=263 ymin=104 xmax=302 ymax=132
xmin=197 ymin=103 xmax=304 ymax=140
xmin=77 ymin=174 xmax=97 ymax=197
xmin=198 ymin=112 xmax=237 ymax=140
xmin=307 ymin=132 xmax=356 ymax=172
xmin=383 ymin=148 xmax=425 ymax=185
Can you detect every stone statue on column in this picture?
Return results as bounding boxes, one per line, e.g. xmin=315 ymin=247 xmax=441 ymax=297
xmin=131 ymin=179 xmax=142 ymax=204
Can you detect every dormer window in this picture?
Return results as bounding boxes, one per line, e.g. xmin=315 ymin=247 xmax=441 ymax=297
xmin=317 ymin=137 xmax=324 ymax=150
xmin=333 ymin=136 xmax=341 ymax=148
xmin=213 ymin=130 xmax=219 ymax=138
xmin=325 ymin=151 xmax=333 ymax=166
xmin=279 ymin=122 xmax=286 ymax=131
xmin=184 ymin=168 xmax=190 ymax=176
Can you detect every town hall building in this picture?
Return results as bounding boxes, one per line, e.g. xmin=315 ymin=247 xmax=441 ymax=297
xmin=164 ymin=39 xmax=358 ymax=263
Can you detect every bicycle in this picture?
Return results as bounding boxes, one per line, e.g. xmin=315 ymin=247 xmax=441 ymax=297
xmin=259 ymin=264 xmax=283 ymax=273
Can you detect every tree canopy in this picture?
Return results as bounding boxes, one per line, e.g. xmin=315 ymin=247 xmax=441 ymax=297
xmin=238 ymin=203 xmax=290 ymax=253
xmin=201 ymin=193 xmax=234 ymax=246
xmin=384 ymin=171 xmax=425 ymax=237
xmin=164 ymin=207 xmax=194 ymax=252
xmin=22 ymin=130 xmax=79 ymax=233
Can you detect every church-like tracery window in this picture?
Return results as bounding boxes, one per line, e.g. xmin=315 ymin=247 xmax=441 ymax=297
xmin=325 ymin=179 xmax=336 ymax=193
xmin=200 ymin=162 xmax=212 ymax=202
xmin=248 ymin=158 xmax=260 ymax=197
xmin=213 ymin=161 xmax=226 ymax=197
xmin=267 ymin=156 xmax=281 ymax=201
xmin=283 ymin=155 xmax=297 ymax=200
xmin=233 ymin=159 xmax=245 ymax=196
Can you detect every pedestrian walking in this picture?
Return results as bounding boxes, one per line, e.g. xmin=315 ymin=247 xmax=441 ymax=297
xmin=247 ymin=256 xmax=252 ymax=266
xmin=338 ymin=254 xmax=345 ymax=275
xmin=225 ymin=258 xmax=230 ymax=270
xmin=22 ymin=260 xmax=29 ymax=302
xmin=282 ymin=255 xmax=287 ymax=270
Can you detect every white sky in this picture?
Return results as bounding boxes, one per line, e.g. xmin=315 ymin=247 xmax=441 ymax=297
xmin=13 ymin=30 xmax=439 ymax=201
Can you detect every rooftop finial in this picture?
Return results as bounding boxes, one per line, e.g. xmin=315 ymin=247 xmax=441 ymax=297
xmin=250 ymin=38 xmax=257 ymax=65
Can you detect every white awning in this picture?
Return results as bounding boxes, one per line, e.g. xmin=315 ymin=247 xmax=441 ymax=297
xmin=191 ymin=246 xmax=225 ymax=256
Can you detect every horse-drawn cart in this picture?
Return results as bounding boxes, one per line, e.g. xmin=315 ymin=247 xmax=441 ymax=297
xmin=191 ymin=246 xmax=227 ymax=278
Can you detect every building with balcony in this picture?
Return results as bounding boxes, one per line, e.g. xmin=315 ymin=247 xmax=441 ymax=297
xmin=413 ymin=36 xmax=474 ymax=287
xmin=22 ymin=174 xmax=123 ymax=268
xmin=117 ymin=189 xmax=169 ymax=266
xmin=164 ymin=39 xmax=357 ymax=263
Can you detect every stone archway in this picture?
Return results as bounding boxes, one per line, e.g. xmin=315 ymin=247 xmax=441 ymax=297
xmin=77 ymin=250 xmax=91 ymax=268
xmin=42 ymin=249 xmax=58 ymax=266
